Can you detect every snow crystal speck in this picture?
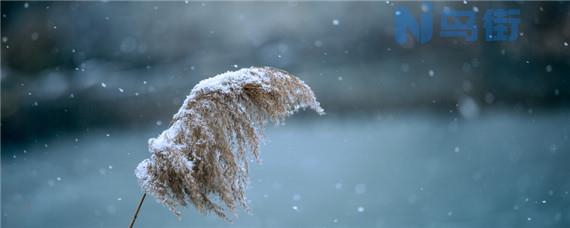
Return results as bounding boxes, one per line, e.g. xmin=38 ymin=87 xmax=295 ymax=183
xmin=354 ymin=184 xmax=367 ymax=194
xmin=401 ymin=63 xmax=410 ymax=72
xmin=545 ymin=65 xmax=552 ymax=72
xmin=314 ymin=40 xmax=323 ymax=47
xmin=292 ymin=194 xmax=301 ymax=201
xmin=459 ymin=97 xmax=479 ymax=119
xmin=335 ymin=182 xmax=343 ymax=189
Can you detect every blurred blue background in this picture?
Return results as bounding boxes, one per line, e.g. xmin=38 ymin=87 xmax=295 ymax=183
xmin=1 ymin=1 xmax=569 ymax=228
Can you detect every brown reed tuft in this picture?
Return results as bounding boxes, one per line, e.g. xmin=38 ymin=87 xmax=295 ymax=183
xmin=135 ymin=66 xmax=323 ymax=220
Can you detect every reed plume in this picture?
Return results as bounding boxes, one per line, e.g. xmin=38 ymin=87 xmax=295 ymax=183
xmin=134 ymin=66 xmax=323 ymax=221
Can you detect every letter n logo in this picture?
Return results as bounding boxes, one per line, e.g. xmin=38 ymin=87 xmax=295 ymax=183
xmin=395 ymin=3 xmax=433 ymax=45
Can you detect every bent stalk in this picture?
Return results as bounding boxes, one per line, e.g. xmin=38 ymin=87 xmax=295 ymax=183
xmin=128 ymin=193 xmax=146 ymax=228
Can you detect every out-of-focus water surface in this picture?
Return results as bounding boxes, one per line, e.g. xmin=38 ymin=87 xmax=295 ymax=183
xmin=2 ymin=1 xmax=570 ymax=228
xmin=3 ymin=113 xmax=569 ymax=227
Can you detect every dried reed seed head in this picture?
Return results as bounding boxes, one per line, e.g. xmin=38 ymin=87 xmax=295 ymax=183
xmin=135 ymin=66 xmax=323 ymax=220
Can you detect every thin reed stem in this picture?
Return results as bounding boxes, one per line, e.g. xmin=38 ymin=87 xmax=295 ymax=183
xmin=129 ymin=193 xmax=146 ymax=228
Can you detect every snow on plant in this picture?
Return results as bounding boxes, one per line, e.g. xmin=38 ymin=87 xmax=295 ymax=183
xmin=132 ymin=67 xmax=323 ymax=224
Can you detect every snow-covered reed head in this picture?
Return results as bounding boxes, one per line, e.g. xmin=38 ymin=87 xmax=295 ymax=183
xmin=135 ymin=67 xmax=323 ymax=220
